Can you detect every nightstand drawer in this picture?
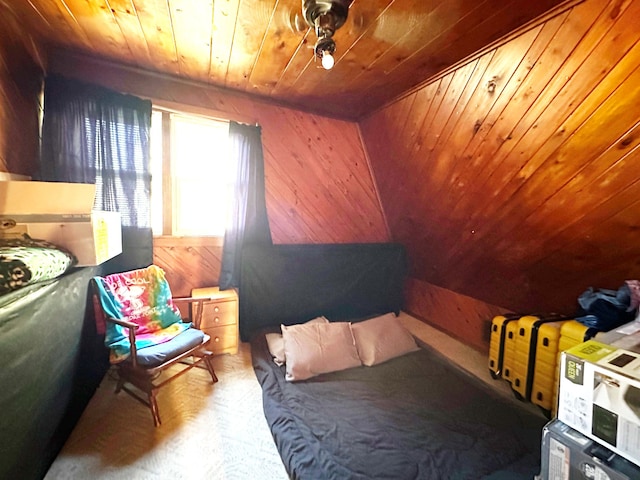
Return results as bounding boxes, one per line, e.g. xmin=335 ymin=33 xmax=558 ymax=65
xmin=200 ymin=301 xmax=237 ymax=328
xmin=192 ymin=286 xmax=238 ymax=355
xmin=204 ymin=324 xmax=238 ymax=355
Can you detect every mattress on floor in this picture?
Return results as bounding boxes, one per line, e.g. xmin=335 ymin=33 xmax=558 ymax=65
xmin=251 ymin=330 xmax=548 ymax=480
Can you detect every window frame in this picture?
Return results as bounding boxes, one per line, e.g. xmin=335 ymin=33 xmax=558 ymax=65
xmin=151 ymin=106 xmax=232 ymax=241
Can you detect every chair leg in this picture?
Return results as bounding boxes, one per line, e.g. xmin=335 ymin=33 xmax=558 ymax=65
xmin=204 ymin=355 xmax=218 ymax=383
xmin=115 ymin=376 xmax=126 ymax=394
xmin=116 ymin=368 xmax=163 ymax=427
xmin=149 ymin=389 xmax=161 ymax=427
xmin=112 ymin=345 xmax=216 ymax=427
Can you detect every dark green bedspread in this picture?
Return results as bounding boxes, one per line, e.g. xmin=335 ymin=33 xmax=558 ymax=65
xmin=0 ymin=266 xmax=107 ymax=480
xmin=252 ymin=331 xmax=547 ymax=480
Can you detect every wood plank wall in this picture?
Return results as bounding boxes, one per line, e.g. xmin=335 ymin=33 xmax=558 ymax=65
xmin=0 ymin=10 xmax=43 ymax=176
xmin=361 ymin=0 xmax=640 ymax=349
xmin=152 ymin=237 xmax=223 ymax=297
xmin=404 ymin=278 xmax=511 ymax=353
xmin=0 ymin=23 xmax=505 ymax=348
xmin=46 ymin=51 xmax=390 ymax=295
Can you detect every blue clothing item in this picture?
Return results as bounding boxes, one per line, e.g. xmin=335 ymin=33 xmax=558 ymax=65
xmin=576 ymin=285 xmax=635 ymax=331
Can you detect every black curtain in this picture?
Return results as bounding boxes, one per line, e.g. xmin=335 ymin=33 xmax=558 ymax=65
xmin=39 ymin=75 xmax=153 ymax=272
xmin=219 ymin=122 xmax=272 ymax=289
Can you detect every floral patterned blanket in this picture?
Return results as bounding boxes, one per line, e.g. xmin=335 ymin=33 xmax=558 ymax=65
xmin=0 ymin=234 xmax=76 ymax=296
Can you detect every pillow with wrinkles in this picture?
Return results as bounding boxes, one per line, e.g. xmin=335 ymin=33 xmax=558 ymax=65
xmin=265 ymin=316 xmax=328 ymax=366
xmin=351 ymin=312 xmax=420 ymax=366
xmin=281 ymin=321 xmax=361 ymax=382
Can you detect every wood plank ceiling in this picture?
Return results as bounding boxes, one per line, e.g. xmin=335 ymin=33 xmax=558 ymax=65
xmin=1 ymin=0 xmax=570 ymax=120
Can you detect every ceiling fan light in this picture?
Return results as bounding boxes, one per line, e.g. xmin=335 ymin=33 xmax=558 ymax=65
xmin=321 ymin=50 xmax=335 ymax=70
xmin=314 ymin=35 xmax=336 ymax=68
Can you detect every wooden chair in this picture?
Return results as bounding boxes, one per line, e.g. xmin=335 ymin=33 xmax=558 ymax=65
xmin=92 ymin=265 xmax=218 ymax=426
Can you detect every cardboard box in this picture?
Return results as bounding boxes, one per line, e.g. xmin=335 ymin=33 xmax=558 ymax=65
xmin=558 ymin=339 xmax=640 ymax=466
xmin=537 ymin=419 xmax=640 ymax=480
xmin=595 ymin=318 xmax=640 ymax=351
xmin=0 ymin=180 xmax=122 ymax=266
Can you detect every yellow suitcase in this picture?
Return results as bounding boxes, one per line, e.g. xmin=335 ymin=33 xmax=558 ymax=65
xmin=501 ymin=320 xmax=520 ymax=385
xmin=530 ymin=319 xmax=573 ymax=416
xmin=558 ymin=319 xmax=595 ymax=352
xmin=511 ymin=314 xmax=567 ymax=402
xmin=488 ymin=314 xmax=521 ymax=379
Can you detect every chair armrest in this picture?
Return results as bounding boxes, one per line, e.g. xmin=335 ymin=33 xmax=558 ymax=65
xmin=105 ymin=316 xmax=140 ymax=367
xmin=106 ymin=316 xmax=139 ymax=330
xmin=172 ymin=296 xmax=210 ymax=329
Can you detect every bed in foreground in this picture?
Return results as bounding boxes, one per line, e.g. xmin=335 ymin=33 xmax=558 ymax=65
xmin=241 ymin=243 xmax=547 ymax=480
xmin=252 ymin=327 xmax=546 ymax=480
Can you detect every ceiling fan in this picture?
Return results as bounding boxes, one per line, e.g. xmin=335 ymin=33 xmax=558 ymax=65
xmin=285 ymin=0 xmax=417 ymax=71
xmin=301 ymin=0 xmax=354 ymax=70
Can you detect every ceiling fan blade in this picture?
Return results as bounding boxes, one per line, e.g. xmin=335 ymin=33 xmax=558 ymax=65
xmin=279 ymin=8 xmax=310 ymax=33
xmin=285 ymin=0 xmax=368 ymax=35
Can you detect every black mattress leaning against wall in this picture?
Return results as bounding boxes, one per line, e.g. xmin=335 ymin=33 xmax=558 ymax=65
xmin=238 ymin=243 xmax=408 ymax=341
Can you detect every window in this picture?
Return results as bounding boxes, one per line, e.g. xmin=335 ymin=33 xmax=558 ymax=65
xmin=88 ymin=115 xmax=151 ymax=228
xmin=150 ymin=109 xmax=233 ymax=237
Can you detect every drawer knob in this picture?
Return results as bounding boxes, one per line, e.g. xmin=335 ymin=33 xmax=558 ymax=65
xmin=214 ymin=306 xmax=220 ymax=313
xmin=214 ymin=336 xmax=220 ymax=343
xmin=214 ymin=317 xmax=220 ymax=323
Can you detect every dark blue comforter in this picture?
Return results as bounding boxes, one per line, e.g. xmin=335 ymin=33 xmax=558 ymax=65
xmin=252 ymin=333 xmax=547 ymax=480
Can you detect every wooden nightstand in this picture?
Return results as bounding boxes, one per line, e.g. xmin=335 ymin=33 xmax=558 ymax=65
xmin=191 ymin=286 xmax=239 ymax=355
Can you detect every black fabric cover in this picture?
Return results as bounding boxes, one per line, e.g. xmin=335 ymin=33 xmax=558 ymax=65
xmin=0 ymin=266 xmax=108 ymax=480
xmin=252 ymin=332 xmax=547 ymax=480
xmin=101 ymin=226 xmax=153 ymax=274
xmin=0 ymin=224 xmax=150 ymax=479
xmin=239 ymin=243 xmax=407 ymax=341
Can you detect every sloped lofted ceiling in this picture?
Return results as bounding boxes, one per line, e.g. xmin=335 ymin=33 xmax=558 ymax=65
xmin=1 ymin=0 xmax=570 ymax=120
xmin=361 ymin=0 xmax=640 ymax=320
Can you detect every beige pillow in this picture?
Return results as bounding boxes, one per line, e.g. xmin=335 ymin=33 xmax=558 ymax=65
xmin=281 ymin=321 xmax=362 ymax=382
xmin=265 ymin=333 xmax=286 ymax=366
xmin=351 ymin=312 xmax=420 ymax=366
xmin=266 ymin=316 xmax=328 ymax=366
